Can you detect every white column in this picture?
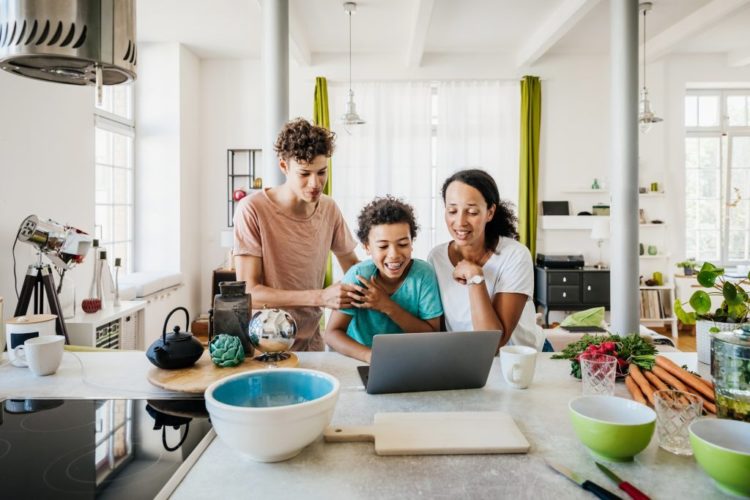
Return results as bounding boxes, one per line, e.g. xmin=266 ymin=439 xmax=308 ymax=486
xmin=610 ymin=0 xmax=640 ymax=335
xmin=262 ymin=0 xmax=289 ymax=187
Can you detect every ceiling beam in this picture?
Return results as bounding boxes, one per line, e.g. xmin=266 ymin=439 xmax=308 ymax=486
xmin=515 ymin=0 xmax=601 ymax=69
xmin=404 ymin=0 xmax=435 ymax=68
xmin=728 ymin=46 xmax=750 ymax=67
xmin=645 ymin=0 xmax=750 ymax=62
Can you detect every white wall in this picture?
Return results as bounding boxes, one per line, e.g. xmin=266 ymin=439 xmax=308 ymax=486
xmin=0 ymin=72 xmax=95 ymax=320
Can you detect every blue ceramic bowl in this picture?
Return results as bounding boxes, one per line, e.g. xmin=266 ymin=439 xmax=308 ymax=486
xmin=205 ymin=368 xmax=340 ymax=462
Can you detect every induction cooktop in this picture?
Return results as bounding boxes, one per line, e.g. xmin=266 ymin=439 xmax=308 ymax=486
xmin=0 ymin=398 xmax=213 ymax=499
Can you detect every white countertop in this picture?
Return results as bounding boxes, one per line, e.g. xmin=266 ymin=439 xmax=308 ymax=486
xmin=0 ymin=351 xmax=725 ymax=499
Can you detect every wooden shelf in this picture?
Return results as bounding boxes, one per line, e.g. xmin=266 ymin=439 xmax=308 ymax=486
xmin=639 ymin=192 xmax=666 ymax=197
xmin=541 ymin=215 xmax=609 ymax=230
xmin=639 ymin=254 xmax=671 ymax=260
xmin=640 ymin=223 xmax=668 ymax=228
xmin=639 ymin=285 xmax=673 ymax=290
xmin=562 ymin=189 xmax=610 ymax=194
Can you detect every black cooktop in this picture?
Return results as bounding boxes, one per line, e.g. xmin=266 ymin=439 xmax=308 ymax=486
xmin=0 ymin=398 xmax=212 ymax=499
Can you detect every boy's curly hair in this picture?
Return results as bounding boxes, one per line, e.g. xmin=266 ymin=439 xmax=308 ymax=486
xmin=356 ymin=196 xmax=420 ymax=244
xmin=273 ymin=118 xmax=336 ymax=163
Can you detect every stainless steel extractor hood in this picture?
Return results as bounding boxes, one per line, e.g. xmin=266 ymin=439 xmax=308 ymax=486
xmin=0 ymin=0 xmax=136 ymax=86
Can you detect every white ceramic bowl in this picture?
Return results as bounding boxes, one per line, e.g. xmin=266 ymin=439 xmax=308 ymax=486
xmin=205 ymin=368 xmax=340 ymax=462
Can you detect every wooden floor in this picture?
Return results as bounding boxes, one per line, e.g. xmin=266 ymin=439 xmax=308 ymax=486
xmin=650 ymin=324 xmax=696 ymax=352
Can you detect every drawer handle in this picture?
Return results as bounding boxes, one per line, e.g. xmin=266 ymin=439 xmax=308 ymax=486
xmin=563 ymin=277 xmax=567 ymax=283
xmin=587 ymin=285 xmax=592 ymax=291
xmin=562 ymin=292 xmax=567 ymax=298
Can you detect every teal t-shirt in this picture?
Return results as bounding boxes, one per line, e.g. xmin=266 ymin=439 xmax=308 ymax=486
xmin=340 ymin=259 xmax=444 ymax=347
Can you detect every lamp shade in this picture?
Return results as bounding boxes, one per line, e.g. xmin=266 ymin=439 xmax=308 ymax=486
xmin=220 ymin=230 xmax=234 ymax=249
xmin=590 ymin=219 xmax=610 ymax=241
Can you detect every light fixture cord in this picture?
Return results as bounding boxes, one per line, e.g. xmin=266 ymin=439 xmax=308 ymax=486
xmin=642 ymin=6 xmax=647 ymax=90
xmin=348 ymin=8 xmax=353 ymax=95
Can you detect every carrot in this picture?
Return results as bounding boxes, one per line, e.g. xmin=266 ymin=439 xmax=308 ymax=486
xmin=625 ymin=375 xmax=648 ymax=405
xmin=629 ymin=365 xmax=656 ymax=405
xmin=643 ymin=370 xmax=669 ymax=391
xmin=655 ymin=356 xmax=715 ymax=402
xmin=651 ymin=365 xmax=689 ymax=392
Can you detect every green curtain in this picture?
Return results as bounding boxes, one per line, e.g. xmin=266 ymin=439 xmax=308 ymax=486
xmin=313 ymin=76 xmax=334 ymax=289
xmin=518 ymin=75 xmax=541 ymax=258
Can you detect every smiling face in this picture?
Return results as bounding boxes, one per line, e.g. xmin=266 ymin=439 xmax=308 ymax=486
xmin=444 ymin=181 xmax=495 ymax=249
xmin=363 ymin=222 xmax=413 ymax=282
xmin=280 ymin=154 xmax=328 ymax=203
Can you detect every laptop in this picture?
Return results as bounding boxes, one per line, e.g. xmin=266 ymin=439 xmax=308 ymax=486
xmin=357 ymin=331 xmax=501 ymax=395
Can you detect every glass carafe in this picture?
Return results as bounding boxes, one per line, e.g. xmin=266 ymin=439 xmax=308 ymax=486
xmin=711 ymin=325 xmax=750 ymax=422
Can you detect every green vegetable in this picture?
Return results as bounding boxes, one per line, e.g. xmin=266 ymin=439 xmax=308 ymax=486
xmin=551 ymin=333 xmax=657 ymax=379
xmin=209 ymin=334 xmax=245 ymax=367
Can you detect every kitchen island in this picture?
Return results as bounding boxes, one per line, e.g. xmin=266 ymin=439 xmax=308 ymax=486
xmin=0 ymin=351 xmax=725 ymax=499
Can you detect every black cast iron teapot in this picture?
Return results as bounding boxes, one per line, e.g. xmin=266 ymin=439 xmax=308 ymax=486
xmin=146 ymin=307 xmax=204 ymax=370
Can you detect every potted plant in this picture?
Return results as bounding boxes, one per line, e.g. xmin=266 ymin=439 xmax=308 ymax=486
xmin=674 ymin=262 xmax=750 ymax=364
xmin=675 ymin=259 xmax=698 ymax=276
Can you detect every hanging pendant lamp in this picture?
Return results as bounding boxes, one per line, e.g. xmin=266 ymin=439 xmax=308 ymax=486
xmin=639 ymin=2 xmax=662 ymax=134
xmin=340 ymin=2 xmax=365 ymax=126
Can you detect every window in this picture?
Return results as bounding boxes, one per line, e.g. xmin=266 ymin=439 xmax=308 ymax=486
xmin=95 ymin=84 xmax=135 ymax=272
xmin=685 ymin=90 xmax=750 ymax=265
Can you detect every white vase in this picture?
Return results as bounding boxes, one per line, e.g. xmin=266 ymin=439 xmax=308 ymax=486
xmin=695 ymin=320 xmax=740 ymax=364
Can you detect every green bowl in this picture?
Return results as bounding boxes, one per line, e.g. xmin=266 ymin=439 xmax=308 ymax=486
xmin=690 ymin=418 xmax=750 ymax=498
xmin=569 ymin=396 xmax=656 ymax=462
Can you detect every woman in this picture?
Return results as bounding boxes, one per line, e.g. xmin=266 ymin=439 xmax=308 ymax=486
xmin=427 ymin=169 xmax=550 ymax=351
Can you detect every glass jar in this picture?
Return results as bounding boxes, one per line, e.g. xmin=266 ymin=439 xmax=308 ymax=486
xmin=711 ymin=325 xmax=750 ymax=422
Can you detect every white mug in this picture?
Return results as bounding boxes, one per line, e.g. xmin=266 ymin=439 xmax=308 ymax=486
xmin=13 ymin=335 xmax=65 ymax=376
xmin=5 ymin=314 xmax=57 ymax=366
xmin=500 ymin=345 xmax=538 ymax=389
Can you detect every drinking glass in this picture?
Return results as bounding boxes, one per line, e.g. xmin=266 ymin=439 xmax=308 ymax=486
xmin=654 ymin=390 xmax=703 ymax=455
xmin=580 ymin=353 xmax=617 ymax=396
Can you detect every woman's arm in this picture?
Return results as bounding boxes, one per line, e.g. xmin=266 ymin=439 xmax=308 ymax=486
xmin=324 ymin=311 xmax=372 ymax=363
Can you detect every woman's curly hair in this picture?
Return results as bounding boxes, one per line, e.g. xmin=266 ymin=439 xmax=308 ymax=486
xmin=273 ymin=118 xmax=336 ymax=163
xmin=356 ymin=196 xmax=420 ymax=244
xmin=441 ymin=169 xmax=518 ymax=249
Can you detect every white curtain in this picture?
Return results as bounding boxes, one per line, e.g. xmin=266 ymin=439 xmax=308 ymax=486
xmin=330 ymin=81 xmax=434 ymax=264
xmin=434 ymin=80 xmax=520 ymax=247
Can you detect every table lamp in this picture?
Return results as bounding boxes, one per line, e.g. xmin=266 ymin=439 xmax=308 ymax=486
xmin=220 ymin=230 xmax=235 ymax=269
xmin=590 ymin=218 xmax=610 ymax=269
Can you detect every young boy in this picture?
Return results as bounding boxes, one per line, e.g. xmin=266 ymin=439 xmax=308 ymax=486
xmin=234 ymin=118 xmax=359 ymax=351
xmin=325 ymin=196 xmax=443 ymax=363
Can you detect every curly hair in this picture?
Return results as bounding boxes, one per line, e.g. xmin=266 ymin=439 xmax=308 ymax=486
xmin=356 ymin=196 xmax=420 ymax=244
xmin=273 ymin=118 xmax=336 ymax=163
xmin=441 ymin=169 xmax=518 ymax=249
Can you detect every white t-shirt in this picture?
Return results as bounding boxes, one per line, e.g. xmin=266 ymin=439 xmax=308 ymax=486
xmin=427 ymin=237 xmax=544 ymax=351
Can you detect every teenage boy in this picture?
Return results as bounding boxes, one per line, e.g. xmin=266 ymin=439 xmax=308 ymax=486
xmin=234 ymin=118 xmax=359 ymax=351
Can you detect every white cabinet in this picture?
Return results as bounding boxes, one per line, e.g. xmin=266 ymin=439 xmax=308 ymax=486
xmin=66 ymin=301 xmax=146 ymax=349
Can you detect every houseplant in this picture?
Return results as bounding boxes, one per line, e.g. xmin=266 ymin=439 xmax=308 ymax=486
xmin=675 ymin=259 xmax=698 ymax=276
xmin=674 ymin=262 xmax=750 ymax=364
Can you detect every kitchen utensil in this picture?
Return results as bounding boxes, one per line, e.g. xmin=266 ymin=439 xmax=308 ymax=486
xmin=206 ymin=368 xmax=339 ymax=462
xmin=147 ymin=350 xmax=299 ymax=393
xmin=324 ymin=411 xmax=530 ymax=456
xmin=711 ymin=325 xmax=750 ymax=422
xmin=689 ymin=418 xmax=750 ymax=497
xmin=12 ymin=335 xmax=65 ymax=376
xmin=569 ymin=396 xmax=655 ymax=462
xmin=500 ymin=345 xmax=537 ymax=389
xmin=546 ymin=461 xmax=621 ymax=500
xmin=595 ymin=462 xmax=651 ymax=500
xmin=653 ymin=390 xmax=702 ymax=455
xmin=5 ymin=314 xmax=57 ymax=366
xmin=580 ymin=353 xmax=617 ymax=395
xmin=146 ymin=307 xmax=204 ymax=370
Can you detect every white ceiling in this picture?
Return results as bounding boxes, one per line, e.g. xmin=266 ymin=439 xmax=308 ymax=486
xmin=136 ymin=0 xmax=750 ymax=65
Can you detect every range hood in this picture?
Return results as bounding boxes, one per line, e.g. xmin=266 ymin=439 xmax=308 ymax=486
xmin=0 ymin=0 xmax=136 ymax=86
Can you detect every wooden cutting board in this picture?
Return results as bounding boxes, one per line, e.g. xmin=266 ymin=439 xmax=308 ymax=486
xmin=324 ymin=411 xmax=530 ymax=456
xmin=147 ymin=351 xmax=299 ymax=394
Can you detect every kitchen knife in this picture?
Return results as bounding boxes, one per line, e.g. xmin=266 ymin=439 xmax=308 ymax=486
xmin=595 ymin=462 xmax=651 ymax=500
xmin=546 ymin=460 xmax=622 ymax=500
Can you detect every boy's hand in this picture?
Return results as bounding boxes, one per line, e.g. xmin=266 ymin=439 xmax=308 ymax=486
xmin=350 ymin=275 xmax=393 ymax=314
xmin=320 ymin=282 xmax=359 ymax=309
xmin=453 ymin=260 xmax=484 ymax=285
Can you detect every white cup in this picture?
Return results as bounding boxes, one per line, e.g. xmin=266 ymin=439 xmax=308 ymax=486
xmin=500 ymin=345 xmax=537 ymax=389
xmin=5 ymin=314 xmax=58 ymax=366
xmin=13 ymin=335 xmax=65 ymax=376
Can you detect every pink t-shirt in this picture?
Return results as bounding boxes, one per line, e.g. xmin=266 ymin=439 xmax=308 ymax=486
xmin=233 ymin=189 xmax=357 ymax=351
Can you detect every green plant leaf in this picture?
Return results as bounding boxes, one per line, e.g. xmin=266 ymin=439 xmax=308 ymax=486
xmin=709 ymin=326 xmax=720 ymax=333
xmin=690 ymin=290 xmax=712 ymax=315
xmin=723 ymin=281 xmax=741 ymax=305
xmin=697 ymin=270 xmax=720 ymax=288
xmin=700 ymin=262 xmax=719 ymax=273
xmin=727 ymin=302 xmax=749 ymax=322
xmin=674 ymin=300 xmax=697 ymax=324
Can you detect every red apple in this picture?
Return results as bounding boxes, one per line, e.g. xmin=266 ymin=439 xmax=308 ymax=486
xmin=233 ymin=188 xmax=248 ymax=201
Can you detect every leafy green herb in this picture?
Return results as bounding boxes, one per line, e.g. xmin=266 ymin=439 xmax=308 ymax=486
xmin=551 ymin=333 xmax=657 ymax=379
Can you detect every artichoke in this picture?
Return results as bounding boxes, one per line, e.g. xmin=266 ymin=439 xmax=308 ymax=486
xmin=209 ymin=334 xmax=246 ymax=367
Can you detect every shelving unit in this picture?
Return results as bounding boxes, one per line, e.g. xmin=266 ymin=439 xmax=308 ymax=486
xmin=227 ymin=148 xmax=262 ymax=227
xmin=638 ymin=284 xmax=678 ymax=338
